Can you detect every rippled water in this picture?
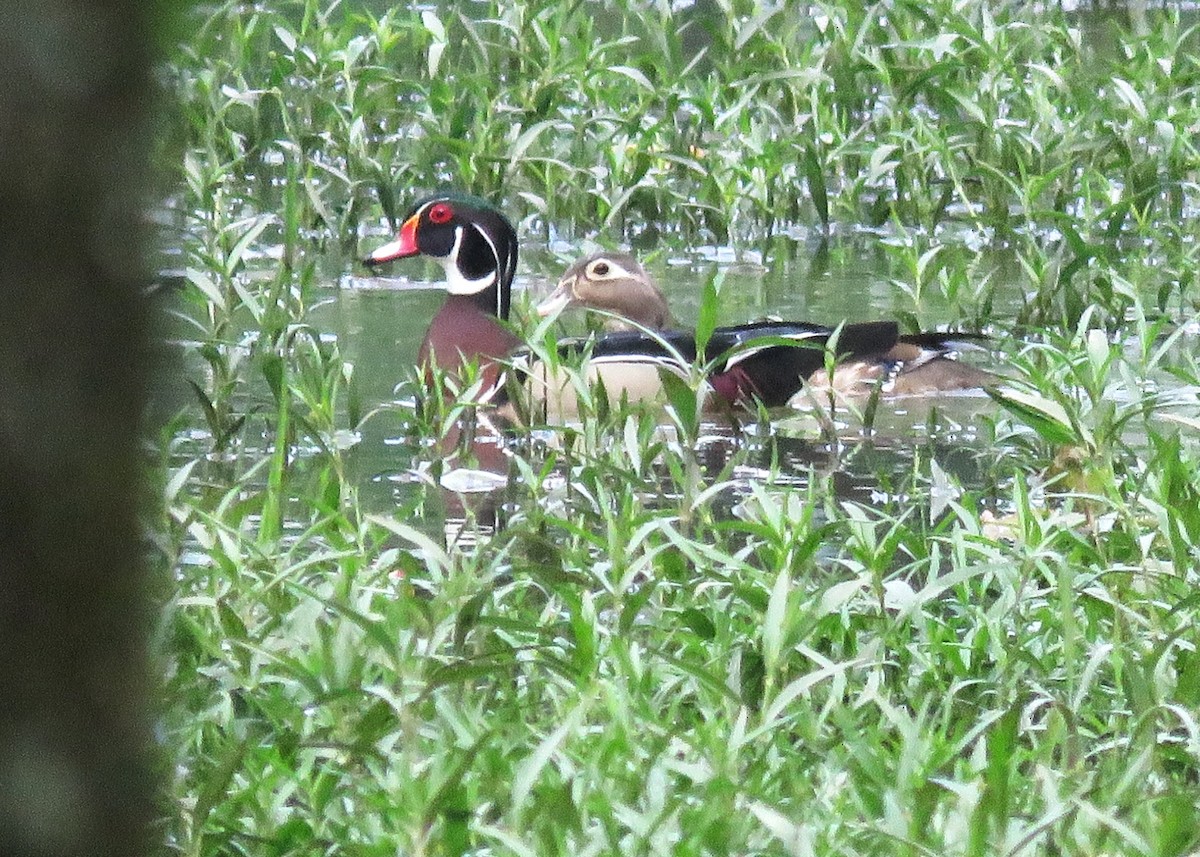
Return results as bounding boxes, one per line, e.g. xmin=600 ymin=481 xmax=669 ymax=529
xmin=163 ymin=1 xmax=1200 ymax=534
xmin=307 ymin=232 xmax=1010 ymax=521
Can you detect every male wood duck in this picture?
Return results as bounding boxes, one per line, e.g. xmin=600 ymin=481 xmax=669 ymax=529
xmin=364 ymin=193 xmax=522 ymax=400
xmin=539 ymin=251 xmax=995 ymax=398
xmin=364 ymin=193 xmax=987 ymax=414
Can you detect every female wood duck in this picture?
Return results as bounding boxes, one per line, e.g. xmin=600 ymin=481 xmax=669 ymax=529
xmin=364 ymin=193 xmax=987 ymax=413
xmin=539 ymin=251 xmax=994 ymax=398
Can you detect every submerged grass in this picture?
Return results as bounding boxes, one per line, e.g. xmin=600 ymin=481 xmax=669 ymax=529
xmin=156 ymin=1 xmax=1200 ymax=855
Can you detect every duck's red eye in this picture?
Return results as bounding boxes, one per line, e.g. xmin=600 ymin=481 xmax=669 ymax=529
xmin=428 ymin=202 xmax=453 ymax=224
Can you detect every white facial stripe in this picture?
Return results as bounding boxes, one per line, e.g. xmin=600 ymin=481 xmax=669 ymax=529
xmin=470 ymin=221 xmax=505 ymax=315
xmin=472 ymin=221 xmax=499 ymax=271
xmin=442 ymin=225 xmax=497 ymax=295
xmin=587 ymin=258 xmax=638 ymax=280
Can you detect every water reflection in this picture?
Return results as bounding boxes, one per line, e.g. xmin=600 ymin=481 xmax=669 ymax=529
xmin=154 ymin=220 xmax=1026 ymax=556
xmin=372 ymin=381 xmax=1000 ymax=551
xmin=319 ymin=232 xmax=1007 ymax=540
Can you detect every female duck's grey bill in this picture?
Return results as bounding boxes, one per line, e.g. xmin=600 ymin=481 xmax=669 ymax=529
xmin=536 ymin=279 xmax=576 ymax=317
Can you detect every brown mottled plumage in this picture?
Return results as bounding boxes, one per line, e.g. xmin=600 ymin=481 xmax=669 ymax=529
xmin=538 ymin=253 xmax=671 ymax=331
xmin=537 ymin=252 xmax=994 ymax=398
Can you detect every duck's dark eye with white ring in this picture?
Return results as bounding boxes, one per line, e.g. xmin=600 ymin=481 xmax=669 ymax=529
xmin=592 ymin=261 xmax=609 ymax=276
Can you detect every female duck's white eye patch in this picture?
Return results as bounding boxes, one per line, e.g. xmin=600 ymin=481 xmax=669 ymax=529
xmin=588 ymin=260 xmax=611 ymax=277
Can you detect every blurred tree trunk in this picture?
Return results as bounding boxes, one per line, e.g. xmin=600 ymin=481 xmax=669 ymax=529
xmin=0 ymin=3 xmax=165 ymax=855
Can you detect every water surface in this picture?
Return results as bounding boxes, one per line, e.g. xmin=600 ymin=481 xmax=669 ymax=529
xmin=311 ymin=232 xmax=1007 ymax=523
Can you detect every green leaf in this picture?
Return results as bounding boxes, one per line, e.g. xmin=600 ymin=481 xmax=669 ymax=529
xmin=508 ymin=120 xmax=558 ymax=169
xmin=607 ymin=65 xmax=653 ymax=90
xmin=680 ymin=607 xmax=715 ymax=640
xmin=1111 ymin=77 xmax=1147 ymax=120
xmin=566 ymin=590 xmax=597 ymax=678
xmin=866 ymin=144 xmax=900 ymax=185
xmin=695 ymin=270 xmax=721 ymax=359
xmin=186 ymin=379 xmax=220 ymax=435
xmin=272 ymin=24 xmax=297 ymax=53
xmin=261 ymin=352 xmax=286 ymax=401
xmin=1153 ymin=794 xmax=1197 ymax=857
xmin=453 ymin=589 xmax=489 ymax=650
xmin=985 ymin=705 xmax=1020 ymax=826
xmin=512 ymin=696 xmax=592 ymax=816
xmin=225 ymin=215 xmax=272 ymax=274
xmin=164 ymin=459 xmax=200 ymax=506
xmin=803 ymin=144 xmax=829 ymax=229
xmin=185 ymin=267 xmax=226 ymax=311
xmin=1161 ymin=413 xmax=1200 ymax=432
xmin=748 ymin=801 xmax=810 ymax=855
xmin=734 ymin=8 xmax=781 ymax=50
xmin=659 ymin=369 xmax=697 ymax=437
xmin=191 ymin=735 xmax=250 ymax=836
xmin=987 ymin=387 xmax=1088 ymax=447
xmin=762 ymin=567 xmax=790 ymax=674
xmin=369 ymin=515 xmax=454 ymax=582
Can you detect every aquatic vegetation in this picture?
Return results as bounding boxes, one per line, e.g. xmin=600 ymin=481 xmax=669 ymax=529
xmin=155 ymin=1 xmax=1200 ymax=855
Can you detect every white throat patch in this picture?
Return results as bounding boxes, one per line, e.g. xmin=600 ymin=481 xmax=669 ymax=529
xmin=442 ymin=224 xmax=499 ymax=296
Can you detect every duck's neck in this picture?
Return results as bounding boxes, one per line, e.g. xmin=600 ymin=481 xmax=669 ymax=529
xmin=463 ymin=281 xmax=508 ymax=320
xmin=419 ymin=294 xmax=522 ymax=388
